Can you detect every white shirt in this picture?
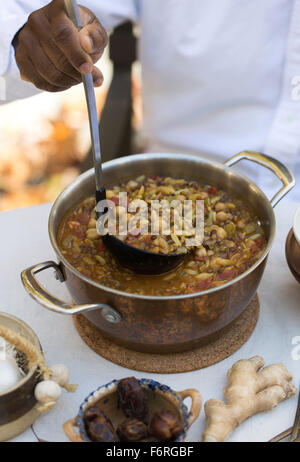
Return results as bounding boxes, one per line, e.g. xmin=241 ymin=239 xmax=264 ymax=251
xmin=0 ymin=0 xmax=299 ymax=201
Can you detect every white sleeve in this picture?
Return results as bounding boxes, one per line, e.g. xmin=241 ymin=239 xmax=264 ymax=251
xmin=0 ymin=0 xmax=139 ymax=104
xmin=80 ymin=0 xmax=139 ymax=30
xmin=0 ymin=1 xmax=50 ymax=103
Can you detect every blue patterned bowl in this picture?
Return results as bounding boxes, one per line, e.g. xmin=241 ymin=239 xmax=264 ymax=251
xmin=64 ymin=378 xmax=202 ymax=442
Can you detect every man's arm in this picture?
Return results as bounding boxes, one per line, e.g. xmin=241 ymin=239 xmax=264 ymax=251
xmin=0 ymin=0 xmax=138 ymax=102
xmin=13 ymin=0 xmax=107 ymax=93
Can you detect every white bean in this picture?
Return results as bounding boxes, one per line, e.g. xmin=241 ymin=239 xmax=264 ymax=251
xmin=86 ymin=228 xmax=99 ymax=240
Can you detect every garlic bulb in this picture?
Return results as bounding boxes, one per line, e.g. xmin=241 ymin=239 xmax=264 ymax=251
xmin=0 ymin=357 xmax=22 ymax=393
xmin=34 ymin=380 xmax=61 ymax=404
xmin=50 ymin=364 xmax=77 ymax=392
xmin=50 ymin=364 xmax=70 ymax=387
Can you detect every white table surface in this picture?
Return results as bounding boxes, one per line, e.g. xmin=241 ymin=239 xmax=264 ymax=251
xmin=0 ymin=200 xmax=299 ymax=443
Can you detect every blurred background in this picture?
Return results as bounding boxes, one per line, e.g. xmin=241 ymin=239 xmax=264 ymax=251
xmin=0 ymin=30 xmax=143 ymax=211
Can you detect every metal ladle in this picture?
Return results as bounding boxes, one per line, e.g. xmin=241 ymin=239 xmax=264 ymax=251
xmin=64 ymin=0 xmax=187 ymax=274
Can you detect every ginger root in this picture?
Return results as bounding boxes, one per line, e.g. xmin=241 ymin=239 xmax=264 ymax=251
xmin=203 ymin=356 xmax=296 ymax=442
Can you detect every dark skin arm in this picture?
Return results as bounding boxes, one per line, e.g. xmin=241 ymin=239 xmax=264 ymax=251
xmin=13 ymin=0 xmax=108 ymax=92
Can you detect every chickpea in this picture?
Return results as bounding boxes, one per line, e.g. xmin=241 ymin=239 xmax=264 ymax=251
xmin=86 ymin=228 xmax=99 ymax=240
xmin=106 ymin=190 xmax=115 ymax=199
xmin=195 ymin=247 xmax=207 ymax=257
xmin=216 ymin=227 xmax=227 ymax=240
xmin=88 ymin=218 xmax=97 ymax=229
xmin=215 ymin=202 xmax=227 ymax=212
xmin=216 ymin=211 xmax=229 ymax=222
xmin=127 ymin=180 xmax=139 ymax=190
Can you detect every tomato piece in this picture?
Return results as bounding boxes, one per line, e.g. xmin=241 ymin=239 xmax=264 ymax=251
xmin=195 ymin=279 xmax=212 ymax=290
xmin=72 ymin=225 xmax=86 ymax=239
xmin=144 ymin=234 xmax=152 ymax=244
xmin=217 ymin=269 xmax=237 ymax=281
xmin=97 ymin=240 xmax=106 ymax=252
xmin=255 ymin=237 xmax=265 ymax=249
xmin=76 ymin=213 xmax=90 ymax=225
xmin=111 ymin=197 xmax=119 ymax=205
xmin=209 ymin=186 xmax=217 ymax=195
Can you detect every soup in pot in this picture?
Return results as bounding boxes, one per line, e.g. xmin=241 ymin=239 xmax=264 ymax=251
xmin=57 ymin=175 xmax=266 ymax=296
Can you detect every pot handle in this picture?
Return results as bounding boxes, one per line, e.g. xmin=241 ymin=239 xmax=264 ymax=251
xmin=63 ymin=418 xmax=84 ymax=442
xmin=225 ymin=150 xmax=295 ymax=208
xmin=177 ymin=389 xmax=202 ymax=427
xmin=21 ymin=261 xmax=121 ymax=322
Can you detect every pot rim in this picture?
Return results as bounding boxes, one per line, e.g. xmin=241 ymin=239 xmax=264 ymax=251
xmin=49 ymin=152 xmax=276 ymax=301
xmin=0 ymin=312 xmax=41 ymax=397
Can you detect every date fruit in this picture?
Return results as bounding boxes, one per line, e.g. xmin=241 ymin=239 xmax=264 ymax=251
xmin=117 ymin=377 xmax=149 ymax=423
xmin=149 ymin=409 xmax=183 ymax=441
xmin=84 ymin=406 xmax=118 ymax=442
xmin=117 ymin=418 xmax=148 ymax=441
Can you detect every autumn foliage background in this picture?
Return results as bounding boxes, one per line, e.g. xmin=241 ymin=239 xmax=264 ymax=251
xmin=0 ymin=52 xmax=142 ymax=211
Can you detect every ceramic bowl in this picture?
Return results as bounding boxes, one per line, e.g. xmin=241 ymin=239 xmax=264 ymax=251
xmin=0 ymin=312 xmax=42 ymax=442
xmin=286 ymin=229 xmax=300 ymax=284
xmin=64 ymin=378 xmax=202 ymax=442
xmin=286 ymin=206 xmax=300 ymax=284
xmin=293 ymin=207 xmax=300 ymax=247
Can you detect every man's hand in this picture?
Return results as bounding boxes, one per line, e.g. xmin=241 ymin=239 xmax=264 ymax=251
xmin=13 ymin=0 xmax=108 ymax=92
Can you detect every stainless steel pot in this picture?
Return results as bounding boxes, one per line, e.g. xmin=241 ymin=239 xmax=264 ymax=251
xmin=21 ymin=151 xmax=295 ymax=353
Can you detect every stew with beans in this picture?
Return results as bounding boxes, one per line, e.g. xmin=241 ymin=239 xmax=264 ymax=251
xmin=57 ymin=175 xmax=267 ymax=296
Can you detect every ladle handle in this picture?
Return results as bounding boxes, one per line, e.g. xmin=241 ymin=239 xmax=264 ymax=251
xmin=64 ymin=0 xmax=104 ymax=193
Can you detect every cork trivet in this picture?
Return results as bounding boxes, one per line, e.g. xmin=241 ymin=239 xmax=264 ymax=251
xmin=73 ymin=294 xmax=259 ymax=373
